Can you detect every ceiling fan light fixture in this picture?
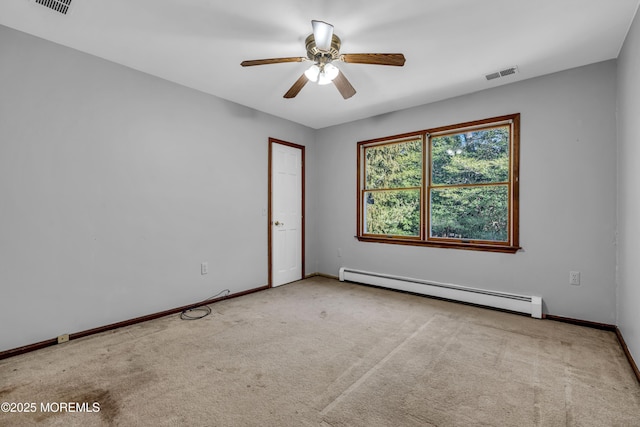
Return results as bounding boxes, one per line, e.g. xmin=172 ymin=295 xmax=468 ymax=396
xmin=318 ymin=63 xmax=339 ymax=85
xmin=304 ymin=64 xmax=320 ymax=82
xmin=241 ymin=19 xmax=405 ymax=99
xmin=305 ymin=63 xmax=339 ymax=85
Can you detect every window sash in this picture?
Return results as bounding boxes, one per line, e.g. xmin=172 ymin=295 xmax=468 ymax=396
xmin=430 ymin=124 xmax=511 ymax=186
xmin=362 ymin=188 xmax=422 ymax=238
xmin=428 ymin=183 xmax=510 ymax=243
xmin=363 ymin=136 xmax=423 ymax=190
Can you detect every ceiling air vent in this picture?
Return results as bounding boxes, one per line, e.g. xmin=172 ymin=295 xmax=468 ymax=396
xmin=34 ymin=0 xmax=72 ymax=15
xmin=485 ymin=66 xmax=519 ymax=81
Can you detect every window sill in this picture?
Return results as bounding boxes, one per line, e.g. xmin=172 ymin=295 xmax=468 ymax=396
xmin=355 ymin=236 xmax=521 ymax=254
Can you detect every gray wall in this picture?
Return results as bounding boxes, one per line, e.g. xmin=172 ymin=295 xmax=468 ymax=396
xmin=617 ymin=9 xmax=640 ymax=366
xmin=314 ymin=60 xmax=618 ymax=324
xmin=0 ymin=25 xmax=316 ymax=352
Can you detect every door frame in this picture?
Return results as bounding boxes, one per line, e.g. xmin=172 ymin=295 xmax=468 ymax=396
xmin=268 ymin=138 xmax=305 ymax=287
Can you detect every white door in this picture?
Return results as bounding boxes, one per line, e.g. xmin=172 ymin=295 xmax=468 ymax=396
xmin=271 ymin=141 xmax=303 ymax=287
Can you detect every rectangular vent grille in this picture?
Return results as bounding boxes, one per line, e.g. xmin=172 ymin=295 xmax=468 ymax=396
xmin=35 ymin=0 xmax=72 ymax=15
xmin=485 ymin=66 xmax=519 ymax=81
xmin=500 ymin=67 xmax=517 ymax=77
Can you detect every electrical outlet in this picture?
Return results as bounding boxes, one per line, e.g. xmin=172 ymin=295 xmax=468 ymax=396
xmin=569 ymin=271 xmax=580 ymax=286
xmin=57 ymin=334 xmax=69 ymax=344
xmin=201 ymin=262 xmax=208 ymax=275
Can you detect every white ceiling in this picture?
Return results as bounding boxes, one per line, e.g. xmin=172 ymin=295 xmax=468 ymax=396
xmin=1 ymin=0 xmax=638 ymax=129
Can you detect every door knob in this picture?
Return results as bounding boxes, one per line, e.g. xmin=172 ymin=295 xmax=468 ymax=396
xmin=274 ymin=221 xmax=284 ymax=226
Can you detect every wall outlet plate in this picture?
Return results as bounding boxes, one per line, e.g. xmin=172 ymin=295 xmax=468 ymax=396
xmin=569 ymin=271 xmax=580 ymax=286
xmin=57 ymin=334 xmax=69 ymax=344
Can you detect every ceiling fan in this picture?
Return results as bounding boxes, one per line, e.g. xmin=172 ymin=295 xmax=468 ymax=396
xmin=241 ymin=20 xmax=406 ymax=99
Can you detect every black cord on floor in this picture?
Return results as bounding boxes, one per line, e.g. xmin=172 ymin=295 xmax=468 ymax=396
xmin=180 ymin=305 xmax=212 ymax=320
xmin=180 ymin=289 xmax=231 ymax=320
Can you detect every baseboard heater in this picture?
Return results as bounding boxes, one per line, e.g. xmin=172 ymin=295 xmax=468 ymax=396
xmin=339 ymin=267 xmax=542 ymax=319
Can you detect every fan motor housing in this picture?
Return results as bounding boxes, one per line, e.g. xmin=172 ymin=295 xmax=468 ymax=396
xmin=305 ymin=34 xmax=341 ymax=62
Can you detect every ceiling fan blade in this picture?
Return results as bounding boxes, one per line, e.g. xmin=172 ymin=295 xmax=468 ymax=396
xmin=341 ymin=53 xmax=406 ymax=66
xmin=333 ymin=70 xmax=356 ymax=99
xmin=284 ymin=73 xmax=309 ymax=98
xmin=311 ymin=20 xmax=334 ymax=51
xmin=241 ymin=57 xmax=305 ymax=67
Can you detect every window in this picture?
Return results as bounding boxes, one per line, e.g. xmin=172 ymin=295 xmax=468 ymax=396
xmin=357 ymin=114 xmax=520 ymax=253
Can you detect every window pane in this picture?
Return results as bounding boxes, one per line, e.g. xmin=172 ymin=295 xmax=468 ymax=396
xmin=430 ymin=185 xmax=508 ymax=242
xmin=364 ymin=189 xmax=420 ymax=236
xmin=365 ymin=139 xmax=422 ymax=189
xmin=431 ymin=126 xmax=509 ymax=186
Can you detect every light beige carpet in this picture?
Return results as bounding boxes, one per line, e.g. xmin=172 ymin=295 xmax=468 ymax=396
xmin=1 ymin=276 xmax=639 ymax=426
